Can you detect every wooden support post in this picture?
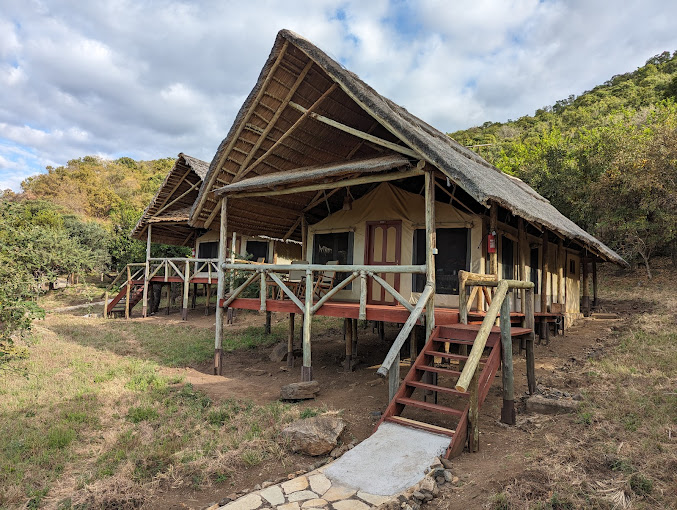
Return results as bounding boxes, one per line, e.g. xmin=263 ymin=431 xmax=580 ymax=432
xmin=181 ymin=261 xmax=190 ymax=320
xmin=518 ymin=218 xmax=527 ymax=316
xmin=424 ymin=169 xmax=436 ymax=341
xmin=458 ymin=272 xmax=468 ymax=361
xmin=301 ymin=216 xmax=308 ymax=259
xmin=265 ymin=311 xmax=272 ymax=335
xmin=344 ymin=317 xmax=353 ymax=371
xmin=541 ymin=230 xmax=549 ymax=315
xmin=489 ymin=203 xmax=498 ymax=279
xmin=191 ymin=283 xmax=197 ymax=309
xmin=359 ymin=271 xmax=367 ymax=321
xmin=525 ymin=287 xmax=536 ymax=394
xmin=302 ymin=268 xmax=313 ymax=381
xmin=352 ymin=318 xmax=358 ymax=356
xmin=214 ymin=198 xmax=227 ymax=375
xmin=500 ymin=294 xmax=515 ymax=425
xmin=378 ymin=321 xmax=385 ymax=343
xmin=125 ymin=265 xmax=131 ymax=320
xmin=104 ymin=291 xmax=109 ymax=318
xmin=592 ymin=259 xmax=598 ymax=308
xmin=165 ymin=283 xmax=170 ymax=315
xmin=388 ymin=350 xmax=400 ymax=403
xmin=558 ymin=238 xmax=565 ymax=307
xmin=288 ymin=313 xmax=295 ymax=368
xmin=142 ymin=225 xmax=152 ymax=317
xmin=468 ymin=369 xmax=480 ymax=452
xmin=582 ymin=257 xmax=591 ymax=316
xmin=409 ymin=326 xmax=418 ymax=361
xmin=204 ymin=284 xmax=211 ymax=315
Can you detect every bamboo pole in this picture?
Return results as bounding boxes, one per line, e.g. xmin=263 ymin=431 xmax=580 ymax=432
xmin=125 ymin=265 xmax=131 ymax=320
xmin=525 ymin=287 xmax=536 ymax=394
xmin=214 ymin=198 xmax=227 ymax=375
xmin=182 ymin=261 xmax=190 ymax=320
xmin=500 ymin=294 xmax=515 ymax=425
xmin=302 ymin=268 xmax=313 ymax=381
xmin=142 ymin=224 xmax=152 ymax=317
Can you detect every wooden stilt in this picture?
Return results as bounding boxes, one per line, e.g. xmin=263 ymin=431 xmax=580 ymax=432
xmin=525 ymin=288 xmax=536 ymax=394
xmin=378 ymin=321 xmax=385 ymax=342
xmin=409 ymin=326 xmax=418 ymax=361
xmin=191 ymin=283 xmax=197 ymax=309
xmin=204 ymin=284 xmax=211 ymax=315
xmin=344 ymin=317 xmax=353 ymax=371
xmin=288 ymin=313 xmax=295 ymax=368
xmin=351 ymin=318 xmax=358 ymax=356
xmin=500 ymin=294 xmax=515 ymax=425
xmin=142 ymin=225 xmax=151 ymax=317
xmin=181 ymin=261 xmax=190 ymax=320
xmin=165 ymin=284 xmax=170 ymax=315
xmin=214 ymin=198 xmax=228 ymax=375
xmin=468 ymin=370 xmax=480 ymax=452
xmin=265 ymin=311 xmax=272 ymax=334
xmin=302 ymin=268 xmax=313 ymax=381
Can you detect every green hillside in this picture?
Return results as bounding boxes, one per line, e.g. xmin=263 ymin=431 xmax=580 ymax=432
xmin=450 ymin=51 xmax=677 ymax=275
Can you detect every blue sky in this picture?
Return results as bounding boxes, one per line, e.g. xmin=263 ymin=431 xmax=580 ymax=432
xmin=1 ymin=0 xmax=676 ymax=191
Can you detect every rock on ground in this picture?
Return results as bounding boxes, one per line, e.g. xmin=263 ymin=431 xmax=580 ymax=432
xmin=526 ymin=394 xmax=580 ymax=414
xmin=280 ymin=380 xmax=320 ymax=400
xmin=281 ymin=415 xmax=346 ymax=456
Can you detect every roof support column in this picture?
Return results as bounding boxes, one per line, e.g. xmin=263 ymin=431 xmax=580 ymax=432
xmin=518 ymin=219 xmax=527 ymax=317
xmin=301 ymin=216 xmax=308 ymax=260
xmin=228 ymin=232 xmax=237 ymax=324
xmin=582 ymin=257 xmax=591 ymax=317
xmin=215 ymin=198 xmax=227 ymax=375
xmin=142 ymin=224 xmax=152 ymax=318
xmin=489 ymin=203 xmax=498 ymax=280
xmin=424 ymin=168 xmax=436 ymax=339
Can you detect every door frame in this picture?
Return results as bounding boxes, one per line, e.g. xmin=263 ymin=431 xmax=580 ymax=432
xmin=364 ymin=220 xmax=402 ymax=305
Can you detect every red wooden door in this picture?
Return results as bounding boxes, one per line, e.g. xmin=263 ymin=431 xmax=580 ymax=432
xmin=365 ymin=221 xmax=402 ymax=305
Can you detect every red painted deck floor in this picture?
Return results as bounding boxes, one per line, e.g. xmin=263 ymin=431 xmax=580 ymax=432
xmin=221 ymin=298 xmax=461 ymax=325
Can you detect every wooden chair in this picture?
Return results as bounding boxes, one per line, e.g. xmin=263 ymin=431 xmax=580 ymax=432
xmin=313 ymin=260 xmax=338 ymax=299
xmin=284 ymin=261 xmax=308 ymax=299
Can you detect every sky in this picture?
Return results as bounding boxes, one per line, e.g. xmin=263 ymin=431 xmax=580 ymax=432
xmin=1 ymin=0 xmax=676 ymax=191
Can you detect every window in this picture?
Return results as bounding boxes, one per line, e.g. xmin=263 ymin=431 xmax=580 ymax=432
xmin=530 ymin=247 xmax=539 ymax=290
xmin=413 ymin=228 xmax=468 ymax=294
xmin=312 ymin=232 xmax=354 ymax=284
xmin=569 ymin=259 xmax=576 ymax=275
xmin=501 ymin=237 xmax=514 ymax=280
xmin=246 ymin=240 xmax=268 ymax=262
xmin=198 ymin=241 xmax=218 ymax=259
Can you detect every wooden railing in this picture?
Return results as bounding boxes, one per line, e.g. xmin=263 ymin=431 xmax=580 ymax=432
xmin=454 ymin=270 xmax=535 ymax=451
xmin=103 ymin=263 xmax=145 ymax=318
xmin=221 ymin=262 xmax=427 ymax=381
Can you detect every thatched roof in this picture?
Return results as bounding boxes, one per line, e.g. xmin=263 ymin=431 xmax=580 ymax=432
xmin=131 ymin=153 xmax=208 ymax=246
xmin=191 ymin=29 xmax=625 ymax=265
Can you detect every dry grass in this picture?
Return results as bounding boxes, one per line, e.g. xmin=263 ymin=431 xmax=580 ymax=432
xmin=0 ymin=312 xmax=306 ymax=509
xmin=490 ymin=258 xmax=677 ymax=509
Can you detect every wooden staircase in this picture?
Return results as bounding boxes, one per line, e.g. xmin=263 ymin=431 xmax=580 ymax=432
xmin=106 ymin=281 xmax=144 ymax=317
xmin=376 ymin=323 xmax=531 ymax=459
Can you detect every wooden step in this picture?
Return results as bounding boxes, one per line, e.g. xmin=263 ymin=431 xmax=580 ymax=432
xmin=384 ymin=416 xmax=455 ymax=437
xmin=415 ymin=365 xmax=462 ymax=377
xmin=424 ymin=350 xmax=489 ymax=363
xmin=396 ymin=397 xmax=464 ymax=417
xmin=406 ymin=380 xmax=469 ymax=397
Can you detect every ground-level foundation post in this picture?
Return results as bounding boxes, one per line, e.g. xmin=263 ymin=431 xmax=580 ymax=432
xmin=288 ymin=313 xmax=295 ymax=368
xmin=344 ymin=317 xmax=353 ymax=371
xmin=500 ymin=294 xmax=515 ymax=425
xmin=468 ymin=369 xmax=480 ymax=452
xmin=265 ymin=311 xmax=272 ymax=334
xmin=214 ymin=198 xmax=227 ymax=375
xmin=125 ymin=265 xmax=131 ymax=320
xmin=302 ymin=268 xmax=313 ymax=381
xmin=181 ymin=260 xmax=190 ymax=320
xmin=351 ymin=318 xmax=358 ymax=356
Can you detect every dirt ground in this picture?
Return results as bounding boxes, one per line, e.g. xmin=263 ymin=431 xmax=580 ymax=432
xmin=135 ymin=299 xmax=627 ymax=510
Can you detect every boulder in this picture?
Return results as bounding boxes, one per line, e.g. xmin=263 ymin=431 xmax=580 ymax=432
xmin=270 ymin=343 xmax=289 ymax=362
xmin=526 ymin=394 xmax=580 ymax=415
xmin=281 ymin=380 xmax=320 ymax=400
xmin=280 ymin=414 xmax=346 ymax=456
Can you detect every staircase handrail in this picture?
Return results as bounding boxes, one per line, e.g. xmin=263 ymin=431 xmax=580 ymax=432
xmin=455 ymin=278 xmax=534 ymax=392
xmin=376 ymin=283 xmax=434 ymax=377
xmin=102 ymin=263 xmax=146 ymax=295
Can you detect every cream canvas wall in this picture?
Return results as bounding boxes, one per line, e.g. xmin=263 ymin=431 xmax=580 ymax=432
xmin=307 ymin=183 xmax=482 ymax=307
xmin=195 ymin=232 xmax=297 ymax=263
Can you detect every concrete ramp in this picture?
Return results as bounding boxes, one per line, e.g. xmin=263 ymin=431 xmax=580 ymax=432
xmin=324 ymin=422 xmax=450 ymax=496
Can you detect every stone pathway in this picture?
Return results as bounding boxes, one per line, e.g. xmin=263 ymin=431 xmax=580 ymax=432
xmin=211 ymin=423 xmax=456 ymax=510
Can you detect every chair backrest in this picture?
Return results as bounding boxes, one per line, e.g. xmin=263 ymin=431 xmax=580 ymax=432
xmin=320 ymin=260 xmax=339 ymax=281
xmin=289 ymin=260 xmax=308 ymax=281
xmin=256 ymin=257 xmax=265 ymax=263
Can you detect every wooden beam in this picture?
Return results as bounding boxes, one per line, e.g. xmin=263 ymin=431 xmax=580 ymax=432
xmin=424 ymin=167 xmax=436 ymax=341
xmin=434 ymin=179 xmax=476 ymax=216
xmin=288 ymin=101 xmax=420 ymax=158
xmin=541 ymin=230 xmax=549 ymax=314
xmin=239 ymin=83 xmax=338 ymax=180
xmin=232 ymin=59 xmax=315 ymax=183
xmin=153 ymin=167 xmax=192 ymax=215
xmin=152 ymin=179 xmax=201 ymax=217
xmin=500 ymin=294 xmax=515 ymax=425
xmin=282 ymin=215 xmax=303 ymax=241
xmin=518 ymin=219 xmax=527 ymax=316
xmin=489 ymin=203 xmax=498 ymax=278
xmin=203 ymin=196 xmax=222 ymax=229
xmin=193 ymin=40 xmax=290 ymax=221
xmin=227 ymin=167 xmax=423 ymax=198
xmin=214 ymin=198 xmax=227 ymax=375
xmin=303 ymin=187 xmax=342 ymax=212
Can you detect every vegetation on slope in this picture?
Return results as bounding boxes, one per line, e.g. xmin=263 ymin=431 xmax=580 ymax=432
xmin=451 ymin=51 xmax=677 ymax=275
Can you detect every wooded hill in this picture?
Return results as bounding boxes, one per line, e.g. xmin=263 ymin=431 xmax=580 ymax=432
xmin=450 ymin=51 xmax=677 ymax=276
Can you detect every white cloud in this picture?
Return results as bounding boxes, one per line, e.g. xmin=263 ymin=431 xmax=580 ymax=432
xmin=1 ymin=0 xmax=676 ymax=190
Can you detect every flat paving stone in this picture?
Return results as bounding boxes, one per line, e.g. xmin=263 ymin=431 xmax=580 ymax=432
xmin=287 ymin=490 xmax=319 ymax=503
xmin=356 ymin=491 xmax=390 ymax=506
xmin=309 ymin=473 xmax=332 ymax=496
xmin=259 ymin=485 xmax=285 ymax=506
xmin=332 ymin=500 xmax=370 ymax=510
xmin=301 ymin=498 xmax=328 ymax=508
xmin=282 ymin=476 xmax=309 ymax=494
xmin=219 ymin=493 xmax=262 ymax=510
xmin=277 ymin=503 xmax=300 ymax=510
xmin=322 ymin=486 xmax=357 ymax=502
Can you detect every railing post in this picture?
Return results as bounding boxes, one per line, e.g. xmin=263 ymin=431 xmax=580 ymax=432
xmin=500 ymin=294 xmax=515 ymax=425
xmin=525 ymin=287 xmax=536 ymax=394
xmin=388 ymin=350 xmax=400 ymax=403
xmin=182 ymin=260 xmax=190 ymax=320
xmin=359 ymin=270 xmax=367 ymax=321
xmin=468 ymin=368 xmax=479 ymax=452
xmin=302 ymin=268 xmax=313 ymax=381
xmin=125 ymin=265 xmax=131 ymax=320
xmin=260 ymin=271 xmax=267 ymax=312
xmin=142 ymin=260 xmax=150 ymax=318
